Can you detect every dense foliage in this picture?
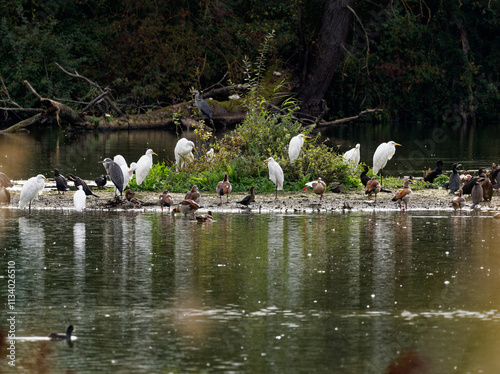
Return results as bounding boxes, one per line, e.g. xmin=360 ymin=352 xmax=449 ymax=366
xmin=1 ymin=0 xmax=499 ymax=124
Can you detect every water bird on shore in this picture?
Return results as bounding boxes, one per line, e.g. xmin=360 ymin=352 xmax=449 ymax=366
xmin=0 ymin=172 xmax=13 ymax=188
xmin=289 ymin=134 xmax=311 ymax=163
xmin=392 ymin=178 xmax=413 ymax=212
xmin=196 ymin=211 xmax=213 ymax=222
xmin=481 ymin=174 xmax=493 ymax=202
xmin=216 ymin=173 xmax=232 ymax=204
xmin=99 ymin=158 xmax=124 ymax=197
xmin=135 ymin=149 xmax=157 ymax=185
xmin=470 ymin=177 xmax=484 ymax=209
xmin=360 ymin=165 xmax=371 ymax=187
xmin=0 ymin=186 xmax=10 ymax=204
xmin=95 ymin=175 xmax=107 ymax=189
xmin=49 ymin=325 xmax=74 ymax=340
xmin=185 ymin=185 xmax=200 ymax=202
xmin=113 ymin=155 xmax=128 ymax=168
xmin=343 ymin=143 xmax=361 ymax=166
xmin=305 ymin=177 xmax=326 ymax=202
xmin=365 ymin=177 xmax=381 ymax=202
xmin=423 ymin=160 xmax=443 ymax=183
xmin=174 ymin=138 xmax=196 ymax=170
xmin=19 ymin=174 xmax=49 ymax=213
xmin=0 ymin=172 xmax=13 ymax=204
xmin=462 ymin=168 xmax=486 ymax=195
xmin=66 ymin=174 xmax=99 ymax=197
xmin=237 ymin=186 xmax=256 ymax=207
xmin=266 ymin=157 xmax=284 ymax=198
xmin=372 ymin=141 xmax=401 ymax=184
xmin=193 ymin=89 xmax=213 ymax=124
xmin=73 ymin=185 xmax=86 ymax=213
xmin=174 ymin=199 xmax=201 ymax=218
xmin=451 ymin=188 xmax=466 ymax=213
xmin=159 ymin=190 xmax=173 ymax=212
xmin=52 ymin=168 xmax=68 ymax=194
xmin=446 ymin=163 xmax=461 ymax=194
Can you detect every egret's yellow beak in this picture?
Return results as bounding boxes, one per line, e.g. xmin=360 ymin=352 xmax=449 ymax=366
xmin=193 ymin=147 xmax=199 ymax=154
xmin=153 ymin=152 xmax=158 ymax=156
xmin=394 ymin=143 xmax=402 ymax=146
xmin=44 ymin=177 xmax=50 ymax=182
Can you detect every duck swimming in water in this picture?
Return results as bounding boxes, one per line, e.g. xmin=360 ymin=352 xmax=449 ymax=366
xmin=49 ymin=325 xmax=74 ymax=340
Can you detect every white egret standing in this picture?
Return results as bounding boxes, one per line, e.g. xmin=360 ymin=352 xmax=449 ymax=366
xmin=135 ymin=149 xmax=157 ymax=185
xmin=288 ymin=134 xmax=311 ymax=163
xmin=174 ymin=138 xmax=196 ymax=170
xmin=19 ymin=174 xmax=49 ymax=213
xmin=372 ymin=141 xmax=401 ymax=184
xmin=265 ymin=157 xmax=284 ymax=198
xmin=343 ymin=143 xmax=361 ymax=166
xmin=128 ymin=162 xmax=137 ymax=180
xmin=73 ymin=185 xmax=86 ymax=213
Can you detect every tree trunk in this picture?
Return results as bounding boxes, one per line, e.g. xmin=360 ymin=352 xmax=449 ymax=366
xmin=296 ymin=0 xmax=354 ymax=115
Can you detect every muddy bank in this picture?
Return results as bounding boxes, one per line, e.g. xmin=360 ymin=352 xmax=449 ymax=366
xmin=4 ymin=182 xmax=500 ymax=214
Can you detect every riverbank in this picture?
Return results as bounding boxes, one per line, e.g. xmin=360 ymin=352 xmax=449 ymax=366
xmin=4 ymin=181 xmax=500 ymax=214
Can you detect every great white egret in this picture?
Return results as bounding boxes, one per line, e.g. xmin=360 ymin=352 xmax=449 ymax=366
xmin=343 ymin=143 xmax=361 ymax=166
xmin=372 ymin=141 xmax=401 ymax=182
xmin=174 ymin=138 xmax=196 ymax=170
xmin=185 ymin=185 xmax=200 ymax=202
xmin=66 ymin=174 xmax=99 ymax=197
xmin=128 ymin=162 xmax=137 ymax=180
xmin=305 ymin=178 xmax=326 ymax=202
xmin=135 ymin=149 xmax=157 ymax=185
xmin=236 ymin=186 xmax=256 ymax=207
xmin=49 ymin=325 xmax=74 ymax=341
xmin=265 ymin=157 xmax=284 ymax=198
xmin=73 ymin=185 xmax=86 ymax=213
xmin=470 ymin=177 xmax=484 ymax=209
xmin=52 ymin=169 xmax=68 ymax=194
xmin=365 ymin=177 xmax=381 ymax=201
xmin=159 ymin=190 xmax=173 ymax=212
xmin=288 ymin=134 xmax=311 ymax=163
xmin=19 ymin=174 xmax=49 ymax=213
xmin=448 ymin=163 xmax=461 ymax=194
xmin=423 ymin=160 xmax=443 ymax=183
xmin=216 ymin=173 xmax=232 ymax=203
xmin=99 ymin=158 xmax=124 ymax=196
xmin=451 ymin=188 xmax=466 ymax=213
xmin=113 ymin=155 xmax=128 ymax=168
xmin=392 ymin=179 xmax=413 ymax=212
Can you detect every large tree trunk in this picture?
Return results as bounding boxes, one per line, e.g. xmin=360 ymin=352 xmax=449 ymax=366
xmin=296 ymin=0 xmax=354 ymax=116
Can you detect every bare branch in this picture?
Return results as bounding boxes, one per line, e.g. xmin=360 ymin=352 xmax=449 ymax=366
xmin=315 ymin=108 xmax=384 ymax=127
xmin=23 ymin=80 xmax=43 ymax=100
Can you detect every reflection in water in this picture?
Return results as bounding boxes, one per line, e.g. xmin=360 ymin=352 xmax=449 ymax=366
xmin=1 ymin=210 xmax=500 ymax=373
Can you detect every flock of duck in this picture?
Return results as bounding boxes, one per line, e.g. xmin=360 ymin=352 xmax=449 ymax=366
xmin=0 ymin=135 xmax=498 ymax=215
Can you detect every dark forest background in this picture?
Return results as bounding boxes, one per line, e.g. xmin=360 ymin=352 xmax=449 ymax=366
xmin=1 ymin=0 xmax=499 ymax=127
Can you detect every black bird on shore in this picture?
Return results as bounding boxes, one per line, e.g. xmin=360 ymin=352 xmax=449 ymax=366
xmin=236 ymin=186 xmax=256 ymax=207
xmin=52 ymin=168 xmax=68 ymax=194
xmin=95 ymin=175 xmax=107 ymax=189
xmin=447 ymin=163 xmax=461 ymax=194
xmin=470 ymin=177 xmax=484 ymax=209
xmin=462 ymin=168 xmax=486 ymax=195
xmin=67 ymin=174 xmax=99 ymax=197
xmin=360 ymin=165 xmax=371 ymax=187
xmin=424 ymin=160 xmax=443 ymax=183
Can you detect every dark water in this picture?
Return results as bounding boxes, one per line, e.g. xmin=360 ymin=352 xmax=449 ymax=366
xmin=0 ymin=122 xmax=499 ymax=180
xmin=1 ymin=209 xmax=500 ymax=373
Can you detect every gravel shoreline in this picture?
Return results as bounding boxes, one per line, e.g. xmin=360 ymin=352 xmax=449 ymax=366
xmin=4 ymin=181 xmax=500 ymax=214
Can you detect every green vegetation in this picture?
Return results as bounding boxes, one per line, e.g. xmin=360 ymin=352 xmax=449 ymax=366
xmin=1 ymin=1 xmax=498 ymax=123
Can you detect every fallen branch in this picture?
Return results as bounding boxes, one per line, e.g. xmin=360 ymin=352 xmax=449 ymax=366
xmin=315 ymin=108 xmax=384 ymax=127
xmin=55 ymin=62 xmax=124 ymax=116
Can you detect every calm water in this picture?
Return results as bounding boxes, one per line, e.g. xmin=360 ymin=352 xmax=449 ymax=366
xmin=1 ymin=209 xmax=500 ymax=373
xmin=0 ymin=122 xmax=499 ymax=180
